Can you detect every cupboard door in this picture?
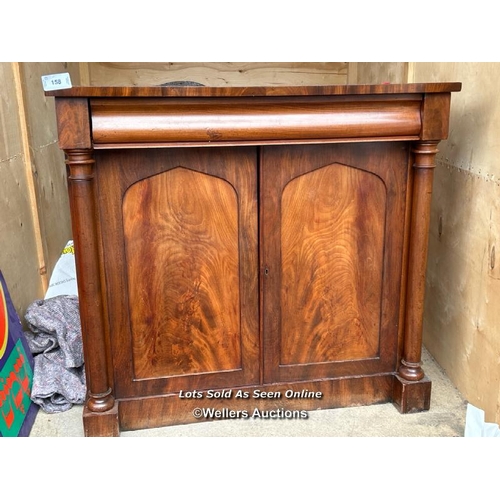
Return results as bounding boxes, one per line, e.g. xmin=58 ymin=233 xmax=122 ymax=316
xmin=96 ymin=147 xmax=259 ymax=398
xmin=261 ymin=143 xmax=409 ymax=383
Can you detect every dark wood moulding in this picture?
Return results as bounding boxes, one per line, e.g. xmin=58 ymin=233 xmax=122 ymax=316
xmin=45 ymin=82 xmax=462 ymax=98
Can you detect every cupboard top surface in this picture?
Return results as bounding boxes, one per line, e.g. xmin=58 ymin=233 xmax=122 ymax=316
xmin=45 ymin=82 xmax=462 ymax=98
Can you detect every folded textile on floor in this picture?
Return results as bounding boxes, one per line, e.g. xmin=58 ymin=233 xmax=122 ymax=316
xmin=24 ymin=295 xmax=86 ymax=413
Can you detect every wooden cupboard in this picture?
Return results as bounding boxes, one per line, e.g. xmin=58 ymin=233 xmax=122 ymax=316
xmin=47 ymin=83 xmax=461 ymax=436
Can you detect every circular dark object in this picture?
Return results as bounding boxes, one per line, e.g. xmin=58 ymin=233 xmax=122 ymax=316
xmin=161 ymin=80 xmax=205 ymax=87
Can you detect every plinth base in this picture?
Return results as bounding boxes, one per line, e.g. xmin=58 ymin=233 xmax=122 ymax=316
xmin=392 ymin=374 xmax=431 ymax=414
xmin=83 ymin=402 xmax=119 ymax=437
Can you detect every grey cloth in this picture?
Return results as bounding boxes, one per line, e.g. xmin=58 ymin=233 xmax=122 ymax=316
xmin=24 ymin=295 xmax=86 ymax=413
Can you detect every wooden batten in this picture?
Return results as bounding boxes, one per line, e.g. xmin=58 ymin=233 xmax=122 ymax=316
xmin=78 ymin=62 xmax=91 ymax=86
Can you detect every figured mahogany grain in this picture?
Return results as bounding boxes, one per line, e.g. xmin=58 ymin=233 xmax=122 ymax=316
xmin=123 ymin=167 xmax=241 ymax=378
xmin=280 ymin=163 xmax=385 ymax=365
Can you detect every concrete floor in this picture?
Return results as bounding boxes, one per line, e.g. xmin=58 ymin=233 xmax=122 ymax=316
xmin=29 ymin=348 xmax=468 ymax=437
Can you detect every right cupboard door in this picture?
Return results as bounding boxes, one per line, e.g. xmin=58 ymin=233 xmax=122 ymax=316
xmin=260 ymin=143 xmax=410 ymax=383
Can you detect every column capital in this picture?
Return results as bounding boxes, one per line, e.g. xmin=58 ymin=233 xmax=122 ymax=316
xmin=411 ymin=141 xmax=440 ymax=169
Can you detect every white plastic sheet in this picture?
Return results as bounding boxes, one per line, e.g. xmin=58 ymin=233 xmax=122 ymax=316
xmin=464 ymin=403 xmax=500 ymax=437
xmin=44 ymin=241 xmax=78 ymax=299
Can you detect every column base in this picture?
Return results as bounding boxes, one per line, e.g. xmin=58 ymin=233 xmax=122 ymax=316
xmin=392 ymin=374 xmax=431 ymax=414
xmin=83 ymin=401 xmax=119 ymax=437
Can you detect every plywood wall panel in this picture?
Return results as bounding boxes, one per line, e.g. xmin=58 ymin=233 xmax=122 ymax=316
xmin=425 ymin=162 xmax=500 ymax=423
xmin=0 ymin=62 xmax=44 ymax=315
xmin=0 ymin=63 xmax=23 ymax=159
xmin=0 ymin=152 xmax=45 ymax=315
xmin=88 ymin=62 xmax=348 ymax=87
xmin=413 ymin=63 xmax=500 ymax=177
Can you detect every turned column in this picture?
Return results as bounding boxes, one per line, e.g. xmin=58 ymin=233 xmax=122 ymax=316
xmin=398 ymin=141 xmax=439 ymax=382
xmin=65 ymin=149 xmax=114 ymax=413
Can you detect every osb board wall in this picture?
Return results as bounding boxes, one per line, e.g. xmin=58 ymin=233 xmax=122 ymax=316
xmin=86 ymin=62 xmax=348 ymax=86
xmin=0 ymin=62 xmax=76 ymax=318
xmin=411 ymin=63 xmax=500 ymax=425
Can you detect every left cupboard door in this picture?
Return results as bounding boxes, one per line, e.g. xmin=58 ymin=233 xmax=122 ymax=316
xmin=95 ymin=147 xmax=259 ymax=398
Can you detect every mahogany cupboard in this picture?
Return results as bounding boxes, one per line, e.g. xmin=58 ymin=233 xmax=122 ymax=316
xmin=47 ymin=83 xmax=461 ymax=436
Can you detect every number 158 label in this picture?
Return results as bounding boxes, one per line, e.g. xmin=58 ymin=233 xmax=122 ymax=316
xmin=41 ymin=72 xmax=72 ymax=91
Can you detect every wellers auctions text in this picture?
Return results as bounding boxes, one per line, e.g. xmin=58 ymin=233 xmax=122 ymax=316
xmin=178 ymin=389 xmax=323 ymax=399
xmin=198 ymin=407 xmax=309 ymax=419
